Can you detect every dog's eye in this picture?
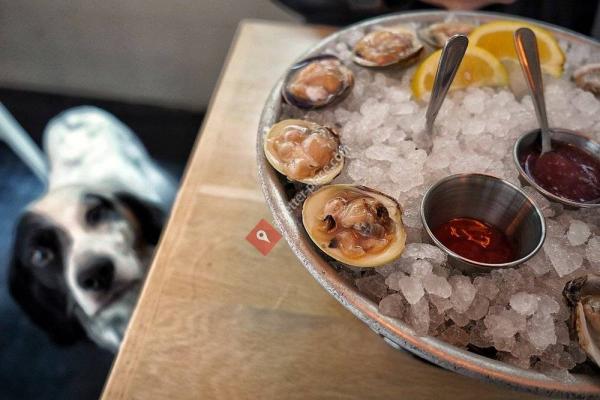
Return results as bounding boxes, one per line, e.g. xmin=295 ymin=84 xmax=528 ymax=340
xmin=86 ymin=203 xmax=115 ymax=227
xmin=31 ymin=247 xmax=54 ymax=268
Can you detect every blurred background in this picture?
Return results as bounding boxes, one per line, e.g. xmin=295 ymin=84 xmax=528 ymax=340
xmin=1 ymin=1 xmax=599 ymax=399
xmin=0 ymin=1 xmax=298 ymax=110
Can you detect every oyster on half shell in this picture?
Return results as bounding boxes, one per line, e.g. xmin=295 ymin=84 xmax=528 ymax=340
xmin=564 ymin=274 xmax=600 ymax=367
xmin=353 ymin=26 xmax=424 ymax=68
xmin=264 ymin=119 xmax=344 ymax=184
xmin=302 ymin=185 xmax=406 ymax=267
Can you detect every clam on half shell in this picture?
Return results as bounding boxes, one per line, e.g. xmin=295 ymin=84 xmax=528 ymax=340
xmin=302 ymin=185 xmax=406 ymax=267
xmin=417 ymin=21 xmax=475 ymax=49
xmin=282 ymin=55 xmax=354 ymax=109
xmin=564 ymin=274 xmax=600 ymax=367
xmin=352 ymin=26 xmax=424 ymax=68
xmin=573 ymin=63 xmax=600 ymax=95
xmin=264 ymin=119 xmax=344 ymax=185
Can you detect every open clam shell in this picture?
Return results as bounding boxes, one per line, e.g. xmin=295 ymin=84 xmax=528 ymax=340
xmin=282 ymin=55 xmax=354 ymax=109
xmin=573 ymin=63 xmax=600 ymax=95
xmin=302 ymin=184 xmax=406 ymax=267
xmin=564 ymin=274 xmax=600 ymax=367
xmin=352 ymin=26 xmax=424 ymax=68
xmin=263 ymin=119 xmax=344 ymax=185
xmin=417 ymin=21 xmax=475 ymax=49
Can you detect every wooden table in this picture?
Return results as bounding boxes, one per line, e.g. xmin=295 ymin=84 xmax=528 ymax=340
xmin=102 ymin=20 xmax=541 ymax=400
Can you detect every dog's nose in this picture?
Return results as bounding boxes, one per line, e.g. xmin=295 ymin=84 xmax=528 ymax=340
xmin=77 ymin=257 xmax=115 ymax=291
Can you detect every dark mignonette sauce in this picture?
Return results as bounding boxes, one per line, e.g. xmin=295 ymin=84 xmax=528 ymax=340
xmin=433 ymin=217 xmax=516 ymax=264
xmin=520 ymin=140 xmax=600 ymax=203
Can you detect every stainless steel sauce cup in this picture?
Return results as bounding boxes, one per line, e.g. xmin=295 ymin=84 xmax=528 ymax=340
xmin=420 ymin=173 xmax=546 ymax=273
xmin=513 ymin=128 xmax=600 ymax=209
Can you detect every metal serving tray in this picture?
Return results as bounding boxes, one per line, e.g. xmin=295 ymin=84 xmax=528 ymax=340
xmin=257 ymin=10 xmax=600 ymax=398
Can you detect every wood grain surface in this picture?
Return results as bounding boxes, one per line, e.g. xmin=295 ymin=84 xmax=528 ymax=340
xmin=101 ymin=20 xmax=542 ymax=400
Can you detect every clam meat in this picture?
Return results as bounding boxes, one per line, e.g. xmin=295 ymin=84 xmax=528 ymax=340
xmin=282 ymin=55 xmax=354 ymax=109
xmin=418 ymin=21 xmax=475 ymax=49
xmin=264 ymin=119 xmax=344 ymax=184
xmin=353 ymin=26 xmax=423 ymax=68
xmin=302 ymin=185 xmax=406 ymax=267
xmin=564 ymin=274 xmax=600 ymax=367
xmin=573 ymin=63 xmax=600 ymax=95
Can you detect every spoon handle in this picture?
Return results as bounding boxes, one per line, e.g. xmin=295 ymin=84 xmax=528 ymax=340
xmin=514 ymin=27 xmax=552 ymax=154
xmin=425 ymin=34 xmax=468 ymax=134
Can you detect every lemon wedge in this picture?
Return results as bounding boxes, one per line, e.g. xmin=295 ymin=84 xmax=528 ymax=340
xmin=411 ymin=45 xmax=508 ymax=100
xmin=469 ymin=20 xmax=565 ymax=77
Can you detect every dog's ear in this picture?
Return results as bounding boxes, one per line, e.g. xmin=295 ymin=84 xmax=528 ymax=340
xmin=114 ymin=193 xmax=166 ymax=245
xmin=8 ymin=216 xmax=85 ymax=345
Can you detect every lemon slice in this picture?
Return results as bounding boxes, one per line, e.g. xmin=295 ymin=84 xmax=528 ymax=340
xmin=411 ymin=45 xmax=508 ymax=100
xmin=469 ymin=20 xmax=565 ymax=77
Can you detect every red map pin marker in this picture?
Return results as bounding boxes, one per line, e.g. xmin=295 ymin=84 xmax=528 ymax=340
xmin=246 ymin=219 xmax=281 ymax=255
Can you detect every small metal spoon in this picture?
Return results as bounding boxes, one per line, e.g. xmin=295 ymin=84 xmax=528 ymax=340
xmin=514 ymin=27 xmax=552 ymax=154
xmin=425 ymin=34 xmax=469 ymax=136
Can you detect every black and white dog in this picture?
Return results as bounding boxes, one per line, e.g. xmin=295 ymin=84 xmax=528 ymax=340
xmin=9 ymin=107 xmax=176 ymax=352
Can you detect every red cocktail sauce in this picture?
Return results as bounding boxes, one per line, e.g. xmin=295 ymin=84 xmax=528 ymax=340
xmin=520 ymin=140 xmax=600 ymax=203
xmin=433 ymin=217 xmax=516 ymax=264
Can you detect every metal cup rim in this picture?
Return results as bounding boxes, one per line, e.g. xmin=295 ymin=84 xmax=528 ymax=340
xmin=513 ymin=128 xmax=600 ymax=209
xmin=420 ymin=173 xmax=547 ymax=270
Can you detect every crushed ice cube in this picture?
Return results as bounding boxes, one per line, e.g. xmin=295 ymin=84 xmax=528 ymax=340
xmin=463 ymin=89 xmax=486 ymax=114
xmin=355 ymin=275 xmax=388 ymax=301
xmin=510 ymin=292 xmax=539 ymax=316
xmin=469 ymin=320 xmax=491 ymax=348
xmin=473 ymin=276 xmax=499 ymax=300
xmin=537 ymin=294 xmax=560 ymax=315
xmin=409 ymin=297 xmax=430 ymax=336
xmin=365 ymin=144 xmax=399 ymax=161
xmin=449 ymin=275 xmax=477 ymax=313
xmin=465 ymin=295 xmax=490 ymax=321
xmin=398 ymin=276 xmax=424 ymax=305
xmin=586 ymin=236 xmax=600 ymax=268
xmin=408 ymin=259 xmax=433 ymax=279
xmin=401 ymin=243 xmax=447 ymax=265
xmin=524 ymin=253 xmax=552 ymax=276
xmin=462 ymin=119 xmax=486 ymax=136
xmin=527 ymin=312 xmax=557 ymax=350
xmin=379 ymin=293 xmax=405 ymax=318
xmin=566 ymin=220 xmax=591 ymax=246
xmin=375 ymin=263 xmax=400 ymax=278
xmin=544 ymin=238 xmax=583 ymax=277
xmin=422 ymin=273 xmax=452 ymax=298
xmin=484 ymin=313 xmax=517 ymax=339
xmin=429 ymin=294 xmax=452 ymax=313
xmin=384 ymin=271 xmax=405 ymax=291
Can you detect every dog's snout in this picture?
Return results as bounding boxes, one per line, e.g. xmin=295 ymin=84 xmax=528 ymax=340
xmin=77 ymin=257 xmax=115 ymax=292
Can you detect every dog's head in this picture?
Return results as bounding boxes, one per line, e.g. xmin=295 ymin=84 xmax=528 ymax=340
xmin=9 ymin=186 xmax=165 ymax=351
